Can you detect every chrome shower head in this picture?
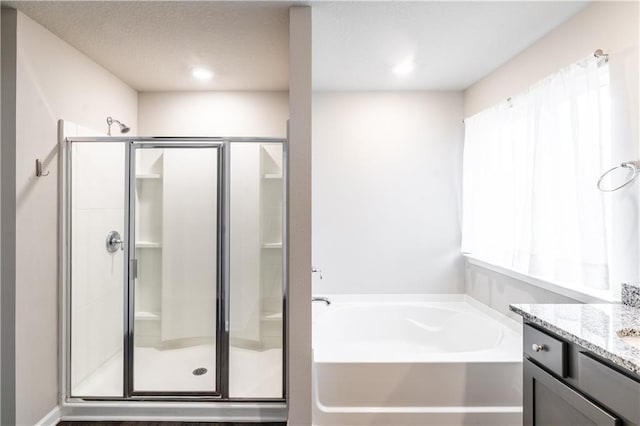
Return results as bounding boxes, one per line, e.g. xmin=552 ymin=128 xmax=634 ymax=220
xmin=106 ymin=116 xmax=130 ymax=135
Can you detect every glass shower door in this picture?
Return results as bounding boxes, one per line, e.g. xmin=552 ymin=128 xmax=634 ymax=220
xmin=130 ymin=144 xmax=221 ymax=395
xmin=228 ymin=142 xmax=284 ymax=398
xmin=67 ymin=137 xmax=286 ymax=401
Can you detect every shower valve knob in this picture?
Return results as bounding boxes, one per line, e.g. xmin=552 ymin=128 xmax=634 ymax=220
xmin=106 ymin=230 xmax=124 ymax=253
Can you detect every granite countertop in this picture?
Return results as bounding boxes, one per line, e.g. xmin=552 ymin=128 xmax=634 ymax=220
xmin=510 ymin=303 xmax=640 ymax=376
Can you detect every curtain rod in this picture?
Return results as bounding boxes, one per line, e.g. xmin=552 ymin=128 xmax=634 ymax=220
xmin=462 ymin=48 xmax=609 ymax=125
xmin=594 ymin=49 xmax=609 ymax=63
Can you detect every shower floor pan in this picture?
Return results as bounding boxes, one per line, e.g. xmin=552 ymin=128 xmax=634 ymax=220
xmin=72 ymin=344 xmax=282 ymax=398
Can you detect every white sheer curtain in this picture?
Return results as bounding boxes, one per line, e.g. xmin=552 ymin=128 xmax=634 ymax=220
xmin=462 ymin=56 xmax=611 ymax=290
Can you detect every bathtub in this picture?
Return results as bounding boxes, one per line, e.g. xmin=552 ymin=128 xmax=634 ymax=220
xmin=312 ymin=294 xmax=522 ymax=426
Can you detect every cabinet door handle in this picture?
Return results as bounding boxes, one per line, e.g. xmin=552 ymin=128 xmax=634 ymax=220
xmin=532 ymin=343 xmax=546 ymax=352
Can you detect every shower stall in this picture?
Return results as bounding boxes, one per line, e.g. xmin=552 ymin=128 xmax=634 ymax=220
xmin=61 ymin=136 xmax=286 ymax=409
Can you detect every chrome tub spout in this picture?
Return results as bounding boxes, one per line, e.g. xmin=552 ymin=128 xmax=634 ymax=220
xmin=312 ymin=296 xmax=331 ymax=306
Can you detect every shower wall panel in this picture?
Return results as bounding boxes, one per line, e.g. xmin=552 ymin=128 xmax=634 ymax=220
xmin=230 ymin=144 xmax=261 ymax=344
xmin=161 ymin=149 xmax=218 ymax=342
xmin=228 ymin=142 xmax=284 ymax=398
xmin=70 ymin=141 xmax=125 ymax=396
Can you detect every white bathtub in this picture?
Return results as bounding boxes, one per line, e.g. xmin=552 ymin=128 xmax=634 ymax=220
xmin=312 ymin=294 xmax=523 ymax=426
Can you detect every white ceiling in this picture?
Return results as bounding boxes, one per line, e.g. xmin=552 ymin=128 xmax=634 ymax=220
xmin=6 ymin=1 xmax=291 ymax=91
xmin=7 ymin=1 xmax=589 ymax=92
xmin=312 ymin=1 xmax=590 ymax=91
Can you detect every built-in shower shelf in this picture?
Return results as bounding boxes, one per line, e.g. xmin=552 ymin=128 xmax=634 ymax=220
xmin=262 ymin=173 xmax=282 ymax=180
xmin=136 ymin=241 xmax=162 ymax=248
xmin=135 ymin=311 xmax=159 ymax=321
xmin=262 ymin=242 xmax=282 ymax=249
xmin=136 ymin=173 xmax=162 ymax=180
xmin=262 ymin=312 xmax=282 ymax=320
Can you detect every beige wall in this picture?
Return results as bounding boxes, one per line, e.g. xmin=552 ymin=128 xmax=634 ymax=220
xmin=14 ymin=11 xmax=137 ymax=424
xmin=464 ymin=1 xmax=639 ymax=309
xmin=288 ymin=6 xmax=313 ymax=426
xmin=464 ymin=1 xmax=638 ymax=118
xmin=1 ymin=8 xmax=18 ymax=425
xmin=312 ymin=91 xmax=465 ymax=295
xmin=138 ymin=91 xmax=288 ymax=137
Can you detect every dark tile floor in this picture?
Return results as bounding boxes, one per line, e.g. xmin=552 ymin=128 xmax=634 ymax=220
xmin=59 ymin=423 xmax=286 ymax=426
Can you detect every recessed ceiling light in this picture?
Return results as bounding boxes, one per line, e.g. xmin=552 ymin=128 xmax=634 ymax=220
xmin=393 ymin=60 xmax=415 ymax=77
xmin=191 ymin=67 xmax=214 ymax=80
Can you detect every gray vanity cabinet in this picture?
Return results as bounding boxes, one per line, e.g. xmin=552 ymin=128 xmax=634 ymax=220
xmin=523 ymin=323 xmax=639 ymax=426
xmin=524 ymin=358 xmax=620 ymax=425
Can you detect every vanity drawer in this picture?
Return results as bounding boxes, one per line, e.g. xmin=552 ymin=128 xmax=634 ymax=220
xmin=524 ymin=324 xmax=568 ymax=377
xmin=579 ymin=352 xmax=640 ymax=425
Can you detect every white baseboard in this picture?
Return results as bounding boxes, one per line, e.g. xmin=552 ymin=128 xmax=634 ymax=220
xmin=36 ymin=405 xmax=61 ymax=426
xmin=60 ymin=401 xmax=287 ymax=422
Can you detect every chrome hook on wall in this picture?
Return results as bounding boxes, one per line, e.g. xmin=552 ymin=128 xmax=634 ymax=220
xmin=35 ymin=159 xmax=50 ymax=177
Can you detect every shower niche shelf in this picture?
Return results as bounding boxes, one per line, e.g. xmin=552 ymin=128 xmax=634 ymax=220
xmin=135 ymin=311 xmax=160 ymax=321
xmin=262 ymin=173 xmax=282 ymax=180
xmin=136 ymin=241 xmax=162 ymax=249
xmin=136 ymin=173 xmax=162 ymax=180
xmin=258 ymin=145 xmax=284 ymax=349
xmin=134 ymin=150 xmax=164 ymax=348
xmin=262 ymin=242 xmax=282 ymax=249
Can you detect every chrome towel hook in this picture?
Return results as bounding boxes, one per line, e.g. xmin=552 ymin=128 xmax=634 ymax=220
xmin=597 ymin=161 xmax=639 ymax=192
xmin=35 ymin=159 xmax=49 ymax=177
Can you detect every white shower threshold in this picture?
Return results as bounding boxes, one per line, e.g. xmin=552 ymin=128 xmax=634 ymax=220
xmin=73 ymin=343 xmax=282 ymax=398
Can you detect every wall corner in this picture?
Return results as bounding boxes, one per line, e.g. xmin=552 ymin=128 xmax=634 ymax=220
xmin=287 ymin=5 xmax=312 ymax=426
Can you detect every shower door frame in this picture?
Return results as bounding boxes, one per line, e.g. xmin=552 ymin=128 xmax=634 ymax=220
xmin=62 ymin=136 xmax=288 ymax=403
xmin=127 ymin=140 xmax=226 ymax=399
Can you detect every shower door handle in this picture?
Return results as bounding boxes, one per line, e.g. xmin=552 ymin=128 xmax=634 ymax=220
xmin=130 ymin=259 xmax=138 ymax=279
xmin=106 ymin=230 xmax=124 ymax=253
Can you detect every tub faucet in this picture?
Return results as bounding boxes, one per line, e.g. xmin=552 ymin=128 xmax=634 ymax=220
xmin=312 ymin=296 xmax=331 ymax=306
xmin=312 ymin=266 xmax=323 ymax=280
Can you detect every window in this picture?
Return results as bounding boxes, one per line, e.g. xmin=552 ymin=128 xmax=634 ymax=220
xmin=462 ymin=56 xmax=611 ymax=293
